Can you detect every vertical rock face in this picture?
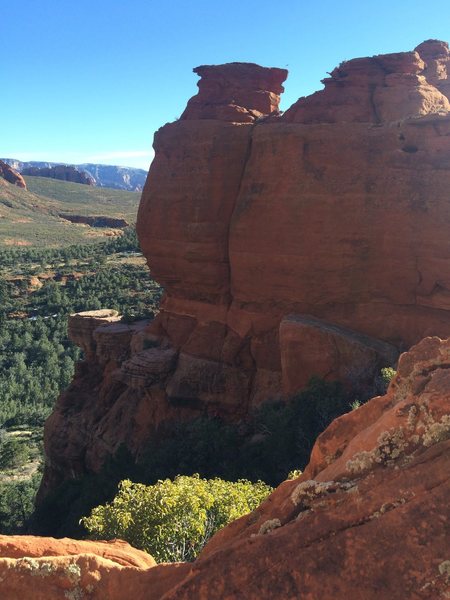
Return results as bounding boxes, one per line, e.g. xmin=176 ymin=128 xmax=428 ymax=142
xmin=41 ymin=41 xmax=450 ymax=499
xmin=138 ymin=39 xmax=450 ymax=410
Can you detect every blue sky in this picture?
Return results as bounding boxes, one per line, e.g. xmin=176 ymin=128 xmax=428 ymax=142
xmin=3 ymin=0 xmax=450 ymax=170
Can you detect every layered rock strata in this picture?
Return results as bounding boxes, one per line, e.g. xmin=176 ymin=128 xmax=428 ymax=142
xmin=41 ymin=40 xmax=450 ymax=497
xmin=7 ymin=336 xmax=450 ymax=598
xmin=138 ymin=39 xmax=450 ymax=415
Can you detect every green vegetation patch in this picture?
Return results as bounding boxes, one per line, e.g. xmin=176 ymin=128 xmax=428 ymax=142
xmin=82 ymin=475 xmax=271 ymax=562
xmin=24 ymin=176 xmax=139 ymax=222
xmin=0 ymin=229 xmax=161 ymax=427
xmin=0 ymin=176 xmax=140 ymax=247
xmin=0 ymin=229 xmax=162 ymax=535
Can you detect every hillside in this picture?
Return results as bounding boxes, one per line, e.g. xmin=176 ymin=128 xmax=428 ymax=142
xmin=0 ymin=176 xmax=140 ymax=247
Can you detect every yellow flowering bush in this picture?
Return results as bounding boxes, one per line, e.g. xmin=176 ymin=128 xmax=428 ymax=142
xmin=82 ymin=474 xmax=271 ymax=562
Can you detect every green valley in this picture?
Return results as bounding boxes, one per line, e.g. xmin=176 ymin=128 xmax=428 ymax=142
xmin=0 ymin=176 xmax=140 ymax=247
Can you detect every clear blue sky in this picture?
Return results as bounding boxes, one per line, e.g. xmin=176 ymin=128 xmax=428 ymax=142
xmin=3 ymin=0 xmax=450 ymax=170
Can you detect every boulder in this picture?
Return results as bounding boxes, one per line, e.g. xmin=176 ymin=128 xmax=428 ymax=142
xmin=0 ymin=536 xmax=190 ymax=600
xmin=279 ymin=314 xmax=399 ymax=393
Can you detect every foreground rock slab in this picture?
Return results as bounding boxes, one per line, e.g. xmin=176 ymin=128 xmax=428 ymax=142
xmin=0 ymin=536 xmax=190 ymax=600
xmin=4 ymin=336 xmax=450 ymax=598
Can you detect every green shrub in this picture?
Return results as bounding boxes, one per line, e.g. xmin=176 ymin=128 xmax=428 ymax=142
xmin=32 ymin=378 xmax=359 ymax=537
xmin=82 ymin=475 xmax=271 ymax=562
xmin=287 ymin=469 xmax=302 ymax=480
xmin=0 ymin=438 xmax=29 ymax=469
xmin=380 ymin=367 xmax=396 ymax=387
xmin=0 ymin=475 xmax=40 ymax=533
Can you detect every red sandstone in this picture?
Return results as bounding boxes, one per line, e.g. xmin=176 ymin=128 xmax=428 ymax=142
xmin=40 ymin=39 xmax=450 ymax=521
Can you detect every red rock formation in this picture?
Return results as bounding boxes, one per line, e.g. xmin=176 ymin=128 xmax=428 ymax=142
xmin=0 ymin=160 xmax=26 ymax=188
xmin=68 ymin=310 xmax=121 ymax=359
xmin=0 ymin=536 xmax=190 ymax=600
xmin=181 ymin=62 xmax=287 ymax=122
xmin=137 ymin=38 xmax=450 ymax=408
xmin=7 ymin=337 xmax=450 ymax=598
xmin=0 ymin=535 xmax=156 ymax=568
xmin=40 ymin=40 xmax=450 ymax=500
xmin=279 ymin=315 xmax=398 ymax=393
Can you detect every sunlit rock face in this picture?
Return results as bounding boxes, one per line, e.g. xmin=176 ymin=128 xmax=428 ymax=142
xmin=40 ymin=41 xmax=450 ymax=502
xmin=137 ymin=39 xmax=450 ymax=409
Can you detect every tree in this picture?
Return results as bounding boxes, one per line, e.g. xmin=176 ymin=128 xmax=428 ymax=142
xmin=82 ymin=475 xmax=272 ymax=562
xmin=0 ymin=438 xmax=29 ymax=469
xmin=0 ymin=476 xmax=40 ymax=533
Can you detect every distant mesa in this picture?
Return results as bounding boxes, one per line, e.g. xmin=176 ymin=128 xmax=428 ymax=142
xmin=0 ymin=160 xmax=26 ymax=189
xmin=1 ymin=159 xmax=148 ymax=191
xmin=21 ymin=164 xmax=95 ymax=185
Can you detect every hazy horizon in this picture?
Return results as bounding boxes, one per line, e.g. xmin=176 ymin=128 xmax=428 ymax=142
xmin=2 ymin=152 xmax=154 ymax=171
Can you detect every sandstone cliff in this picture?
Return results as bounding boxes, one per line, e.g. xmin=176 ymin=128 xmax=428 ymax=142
xmin=40 ymin=40 xmax=450 ymax=501
xmin=5 ymin=336 xmax=450 ymax=598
